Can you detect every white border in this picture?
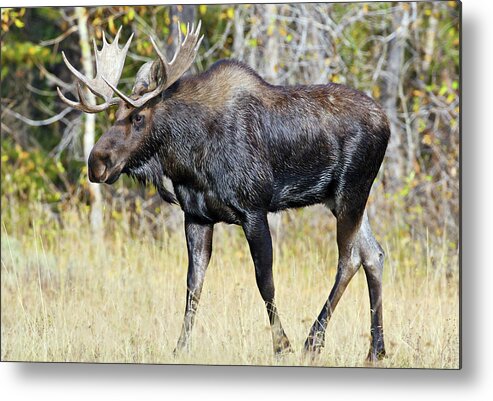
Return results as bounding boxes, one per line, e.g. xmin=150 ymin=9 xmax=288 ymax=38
xmin=2 ymin=0 xmax=492 ymax=400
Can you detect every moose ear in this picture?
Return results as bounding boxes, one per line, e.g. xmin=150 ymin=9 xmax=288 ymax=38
xmin=132 ymin=61 xmax=154 ymax=96
xmin=150 ymin=58 xmax=165 ymax=88
xmin=131 ymin=60 xmax=165 ymax=96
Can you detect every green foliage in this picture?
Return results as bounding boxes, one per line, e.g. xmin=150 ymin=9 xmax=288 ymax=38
xmin=1 ymin=138 xmax=70 ymax=203
xmin=1 ymin=3 xmax=460 ymax=247
xmin=1 ymin=41 xmax=52 ymax=70
xmin=1 ymin=8 xmax=26 ymax=32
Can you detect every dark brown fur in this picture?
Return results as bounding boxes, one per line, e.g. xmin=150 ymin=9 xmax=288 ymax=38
xmin=88 ymin=59 xmax=390 ymax=359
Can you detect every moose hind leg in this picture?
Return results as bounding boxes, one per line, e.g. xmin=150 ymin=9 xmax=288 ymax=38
xmin=304 ymin=210 xmax=363 ymax=354
xmin=358 ymin=211 xmax=386 ymax=361
xmin=243 ymin=212 xmax=292 ymax=354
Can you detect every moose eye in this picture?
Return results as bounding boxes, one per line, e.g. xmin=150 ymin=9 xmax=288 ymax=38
xmin=132 ymin=114 xmax=144 ymax=126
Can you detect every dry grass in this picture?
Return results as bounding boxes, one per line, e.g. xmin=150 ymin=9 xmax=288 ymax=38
xmin=1 ymin=204 xmax=459 ymax=368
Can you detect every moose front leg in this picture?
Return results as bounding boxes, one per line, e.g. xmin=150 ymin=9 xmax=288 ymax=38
xmin=174 ymin=214 xmax=214 ymax=353
xmin=242 ymin=212 xmax=292 ymax=355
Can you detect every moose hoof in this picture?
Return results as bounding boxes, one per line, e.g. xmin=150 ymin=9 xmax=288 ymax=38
xmin=302 ymin=345 xmax=323 ymax=365
xmin=303 ymin=334 xmax=324 ymax=355
xmin=173 ymin=341 xmax=191 ymax=357
xmin=274 ymin=336 xmax=293 ymax=356
xmin=172 ymin=347 xmax=182 ymax=357
xmin=366 ymin=348 xmax=386 ymax=363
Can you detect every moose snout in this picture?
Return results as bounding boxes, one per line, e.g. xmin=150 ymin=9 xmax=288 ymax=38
xmin=88 ymin=149 xmax=109 ymax=183
xmin=88 ymin=147 xmax=123 ymax=184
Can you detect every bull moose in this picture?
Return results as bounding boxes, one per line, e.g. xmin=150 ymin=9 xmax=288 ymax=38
xmin=58 ymin=22 xmax=389 ymax=361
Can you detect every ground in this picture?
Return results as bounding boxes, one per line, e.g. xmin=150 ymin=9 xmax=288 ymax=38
xmin=1 ymin=204 xmax=459 ymax=368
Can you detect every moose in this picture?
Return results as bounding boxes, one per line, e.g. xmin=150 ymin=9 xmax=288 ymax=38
xmin=58 ymin=22 xmax=389 ymax=361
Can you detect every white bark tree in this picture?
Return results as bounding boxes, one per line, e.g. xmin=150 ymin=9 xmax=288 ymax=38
xmin=75 ymin=7 xmax=103 ymax=235
xmin=380 ymin=3 xmax=410 ymax=183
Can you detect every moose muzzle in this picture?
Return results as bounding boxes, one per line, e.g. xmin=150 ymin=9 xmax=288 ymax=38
xmin=88 ymin=150 xmax=121 ymax=184
xmin=88 ymin=135 xmax=126 ymax=184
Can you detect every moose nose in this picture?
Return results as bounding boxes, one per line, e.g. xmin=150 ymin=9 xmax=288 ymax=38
xmin=88 ymin=149 xmax=112 ymax=183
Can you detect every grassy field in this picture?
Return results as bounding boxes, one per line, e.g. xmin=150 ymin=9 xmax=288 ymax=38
xmin=1 ymin=203 xmax=459 ymax=368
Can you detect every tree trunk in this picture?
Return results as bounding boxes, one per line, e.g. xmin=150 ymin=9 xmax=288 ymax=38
xmin=263 ymin=4 xmax=280 ymax=84
xmin=167 ymin=5 xmax=197 ymax=61
xmin=247 ymin=6 xmax=259 ymax=69
xmin=380 ymin=3 xmax=410 ymax=186
xmin=75 ymin=7 xmax=103 ymax=235
xmin=233 ymin=7 xmax=245 ymax=60
xmin=422 ymin=2 xmax=439 ymax=73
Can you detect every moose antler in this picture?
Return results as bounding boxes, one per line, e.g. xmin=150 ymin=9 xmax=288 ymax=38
xmin=59 ymin=22 xmax=203 ymax=112
xmin=103 ymin=21 xmax=204 ymax=109
xmin=57 ymin=27 xmax=134 ymax=113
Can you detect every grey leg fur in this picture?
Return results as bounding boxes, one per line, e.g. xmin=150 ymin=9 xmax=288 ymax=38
xmin=304 ymin=209 xmax=386 ymax=360
xmin=358 ymin=211 xmax=386 ymax=361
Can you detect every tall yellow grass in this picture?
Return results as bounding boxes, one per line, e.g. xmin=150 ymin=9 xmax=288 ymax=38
xmin=1 ymin=203 xmax=459 ymax=368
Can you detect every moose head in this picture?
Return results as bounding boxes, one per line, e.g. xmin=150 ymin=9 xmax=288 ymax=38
xmin=58 ymin=23 xmax=203 ymax=185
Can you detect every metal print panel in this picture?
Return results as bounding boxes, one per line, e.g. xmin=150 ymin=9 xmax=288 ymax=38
xmin=1 ymin=1 xmax=460 ymax=368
